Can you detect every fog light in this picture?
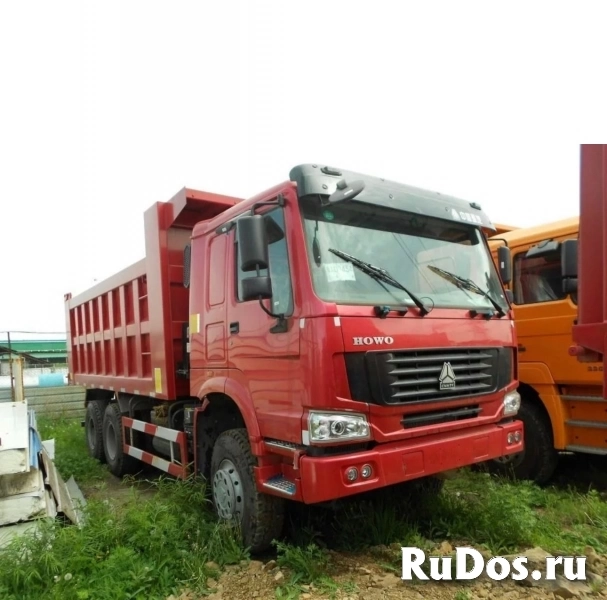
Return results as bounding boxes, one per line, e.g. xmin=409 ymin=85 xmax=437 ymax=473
xmin=346 ymin=467 xmax=358 ymax=482
xmin=361 ymin=464 xmax=373 ymax=478
xmin=507 ymin=431 xmax=522 ymax=444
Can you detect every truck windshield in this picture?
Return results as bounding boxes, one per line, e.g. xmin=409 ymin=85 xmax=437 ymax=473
xmin=300 ymin=196 xmax=509 ymax=312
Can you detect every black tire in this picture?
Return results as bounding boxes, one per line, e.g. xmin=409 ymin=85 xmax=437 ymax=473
xmin=486 ymin=401 xmax=558 ymax=484
xmin=85 ymin=400 xmax=107 ymax=463
xmin=210 ymin=428 xmax=285 ymax=554
xmin=102 ymin=403 xmax=140 ymax=477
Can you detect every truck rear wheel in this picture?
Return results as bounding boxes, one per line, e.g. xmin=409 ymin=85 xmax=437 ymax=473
xmin=210 ymin=428 xmax=285 ymax=554
xmin=85 ymin=400 xmax=106 ymax=463
xmin=487 ymin=401 xmax=558 ymax=484
xmin=103 ymin=403 xmax=140 ymax=477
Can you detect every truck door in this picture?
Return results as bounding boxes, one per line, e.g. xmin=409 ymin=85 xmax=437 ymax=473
xmin=511 ymin=234 xmax=585 ymax=386
xmin=226 ymin=192 xmax=301 ymax=442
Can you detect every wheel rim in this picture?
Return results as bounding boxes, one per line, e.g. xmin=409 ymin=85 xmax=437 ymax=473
xmin=213 ymin=458 xmax=244 ymax=521
xmin=87 ymin=417 xmax=97 ymax=450
xmin=105 ymin=421 xmax=117 ymax=461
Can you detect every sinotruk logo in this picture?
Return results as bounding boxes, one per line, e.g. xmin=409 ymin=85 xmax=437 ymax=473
xmin=439 ymin=362 xmax=456 ymax=390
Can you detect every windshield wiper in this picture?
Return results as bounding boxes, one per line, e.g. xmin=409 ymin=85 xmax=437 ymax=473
xmin=328 ymin=248 xmax=429 ymax=315
xmin=427 ymin=265 xmax=506 ymax=317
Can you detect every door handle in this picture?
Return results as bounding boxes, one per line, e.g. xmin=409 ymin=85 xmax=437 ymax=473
xmin=230 ymin=322 xmax=239 ymax=334
xmin=518 ymin=344 xmax=526 ymax=352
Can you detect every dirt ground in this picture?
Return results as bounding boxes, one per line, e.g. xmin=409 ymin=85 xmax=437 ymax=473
xmin=172 ymin=544 xmax=607 ymax=600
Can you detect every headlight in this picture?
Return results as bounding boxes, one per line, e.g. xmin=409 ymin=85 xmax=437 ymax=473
xmin=503 ymin=391 xmax=521 ymax=416
xmin=307 ymin=411 xmax=370 ymax=443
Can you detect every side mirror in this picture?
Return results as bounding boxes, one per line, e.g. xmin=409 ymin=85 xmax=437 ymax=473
xmin=324 ymin=179 xmax=365 ymax=205
xmin=563 ymin=278 xmax=578 ymax=295
xmin=561 ymin=238 xmax=578 ymax=294
xmin=241 ymin=276 xmax=273 ymax=301
xmin=237 ymin=215 xmax=274 ymax=303
xmin=238 ymin=215 xmax=269 ymax=272
xmin=561 ymin=239 xmax=578 ymax=278
xmin=526 ymin=239 xmax=560 ymax=259
xmin=497 ymin=246 xmax=512 ymax=285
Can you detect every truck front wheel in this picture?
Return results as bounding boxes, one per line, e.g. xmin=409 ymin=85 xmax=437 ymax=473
xmin=85 ymin=400 xmax=106 ymax=463
xmin=487 ymin=401 xmax=558 ymax=484
xmin=102 ymin=403 xmax=140 ymax=477
xmin=210 ymin=428 xmax=285 ymax=553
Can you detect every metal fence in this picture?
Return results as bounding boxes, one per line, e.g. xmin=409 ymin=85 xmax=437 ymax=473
xmin=0 ymin=385 xmax=85 ymax=419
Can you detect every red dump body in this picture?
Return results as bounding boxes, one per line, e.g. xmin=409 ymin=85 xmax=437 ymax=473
xmin=64 ymin=187 xmax=241 ymax=400
xmin=572 ymin=145 xmax=607 ymax=395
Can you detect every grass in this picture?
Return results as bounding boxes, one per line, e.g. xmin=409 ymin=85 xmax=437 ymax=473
xmin=0 ymin=472 xmax=250 ymax=599
xmin=273 ymin=541 xmax=344 ymax=599
xmin=293 ymin=469 xmax=607 ymax=555
xmin=36 ymin=416 xmax=108 ymax=486
xmin=4 ymin=418 xmax=607 ymax=599
xmin=272 ymin=469 xmax=607 ymax=594
xmin=0 ymin=417 xmax=248 ymax=600
xmin=274 ymin=540 xmax=329 ymax=583
xmin=437 ymin=471 xmax=607 ymax=555
xmin=0 ymin=475 xmax=249 ymax=600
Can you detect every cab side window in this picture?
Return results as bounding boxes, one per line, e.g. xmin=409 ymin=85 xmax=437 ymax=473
xmin=512 ymin=250 xmax=566 ymax=305
xmin=235 ymin=207 xmax=294 ymax=315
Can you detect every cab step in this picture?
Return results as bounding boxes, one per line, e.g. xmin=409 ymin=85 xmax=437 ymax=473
xmin=264 ymin=439 xmax=298 ymax=453
xmin=561 ymin=394 xmax=606 ymax=403
xmin=262 ymin=475 xmax=297 ymax=496
xmin=565 ymin=444 xmax=607 ymax=455
xmin=566 ymin=419 xmax=607 ymax=429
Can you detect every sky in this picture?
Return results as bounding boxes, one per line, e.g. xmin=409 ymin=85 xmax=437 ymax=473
xmin=1 ymin=1 xmax=606 ymax=336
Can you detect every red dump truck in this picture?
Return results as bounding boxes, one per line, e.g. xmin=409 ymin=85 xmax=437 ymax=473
xmin=64 ymin=164 xmax=523 ymax=552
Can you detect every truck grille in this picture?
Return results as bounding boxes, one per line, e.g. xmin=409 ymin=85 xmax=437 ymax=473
xmin=401 ymin=405 xmax=481 ymax=429
xmin=345 ymin=347 xmax=511 ymax=406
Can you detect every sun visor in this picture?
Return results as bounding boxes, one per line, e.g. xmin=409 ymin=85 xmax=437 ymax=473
xmin=289 ymin=164 xmax=496 ymax=231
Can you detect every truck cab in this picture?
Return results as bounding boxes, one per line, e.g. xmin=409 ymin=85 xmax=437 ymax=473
xmin=489 ymin=217 xmax=603 ymax=483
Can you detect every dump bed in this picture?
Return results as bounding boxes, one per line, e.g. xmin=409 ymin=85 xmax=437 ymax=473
xmin=491 ymin=223 xmax=519 ymax=235
xmin=64 ymin=187 xmax=241 ymax=400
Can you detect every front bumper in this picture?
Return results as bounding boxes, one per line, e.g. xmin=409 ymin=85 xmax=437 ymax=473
xmin=297 ymin=419 xmax=523 ymax=504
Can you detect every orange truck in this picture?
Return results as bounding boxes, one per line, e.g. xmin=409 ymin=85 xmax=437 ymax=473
xmin=487 ymin=217 xmax=602 ymax=484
